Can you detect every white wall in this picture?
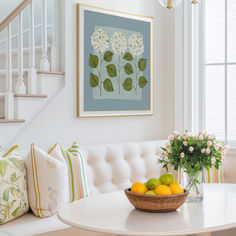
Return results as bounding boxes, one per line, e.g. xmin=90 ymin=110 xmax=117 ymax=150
xmin=0 ymin=0 xmax=22 ymax=22
xmin=6 ymin=0 xmax=175 ymax=149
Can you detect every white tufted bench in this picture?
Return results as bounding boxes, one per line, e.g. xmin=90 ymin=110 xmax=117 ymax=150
xmin=1 ymin=140 xmax=166 ymax=236
xmin=1 ymin=139 xmax=236 ymax=236
xmin=82 ymin=140 xmax=166 ymax=196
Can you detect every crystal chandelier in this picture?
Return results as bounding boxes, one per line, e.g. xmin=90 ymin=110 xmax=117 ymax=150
xmin=159 ymin=0 xmax=200 ymax=9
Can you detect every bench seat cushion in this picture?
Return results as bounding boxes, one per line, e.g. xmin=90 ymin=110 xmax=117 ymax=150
xmin=0 ymin=213 xmax=70 ymax=236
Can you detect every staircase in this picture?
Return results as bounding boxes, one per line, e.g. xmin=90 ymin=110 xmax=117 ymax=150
xmin=0 ymin=0 xmax=65 ymax=147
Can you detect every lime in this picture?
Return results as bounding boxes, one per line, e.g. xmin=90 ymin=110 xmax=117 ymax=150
xmin=160 ymin=173 xmax=175 ymax=186
xmin=146 ymin=178 xmax=161 ymax=190
xmin=145 ymin=190 xmax=156 ymax=195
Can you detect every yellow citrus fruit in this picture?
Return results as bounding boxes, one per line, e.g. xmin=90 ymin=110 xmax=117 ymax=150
xmin=169 ymin=182 xmax=184 ymax=194
xmin=131 ymin=182 xmax=147 ymax=194
xmin=155 ymin=185 xmax=172 ymax=195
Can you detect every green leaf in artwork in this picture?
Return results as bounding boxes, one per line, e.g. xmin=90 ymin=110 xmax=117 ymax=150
xmin=122 ymin=78 xmax=133 ymax=91
xmin=0 ymin=160 xmax=9 ymax=177
xmin=103 ymin=78 xmax=114 ymax=92
xmin=89 ymin=54 xmax=99 ymax=68
xmin=138 ymin=76 xmax=148 ymax=88
xmin=138 ymin=58 xmax=147 ymax=71
xmin=103 ymin=51 xmax=114 ymax=62
xmin=3 ymin=189 xmax=10 ymax=202
xmin=123 ymin=52 xmax=133 ymax=61
xmin=12 ymin=206 xmax=21 ymax=217
xmin=124 ymin=63 xmax=134 ymax=75
xmin=89 ymin=73 xmax=99 ymax=87
xmin=106 ymin=64 xmax=117 ymax=77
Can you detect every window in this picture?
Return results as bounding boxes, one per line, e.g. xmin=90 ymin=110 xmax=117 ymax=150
xmin=204 ymin=0 xmax=236 ymax=144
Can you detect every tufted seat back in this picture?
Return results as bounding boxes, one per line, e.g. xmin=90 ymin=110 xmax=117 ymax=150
xmin=80 ymin=140 xmax=166 ymax=196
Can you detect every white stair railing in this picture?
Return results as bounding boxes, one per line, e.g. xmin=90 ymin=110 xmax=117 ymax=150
xmin=40 ymin=0 xmax=50 ymax=71
xmin=15 ymin=12 xmax=26 ymax=94
xmin=0 ymin=0 xmax=55 ymax=120
xmin=5 ymin=24 xmax=14 ymax=119
xmin=28 ymin=0 xmax=37 ymax=94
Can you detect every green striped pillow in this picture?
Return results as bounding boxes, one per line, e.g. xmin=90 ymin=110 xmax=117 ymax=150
xmin=60 ymin=142 xmax=89 ymax=202
xmin=204 ymin=164 xmax=224 ymax=183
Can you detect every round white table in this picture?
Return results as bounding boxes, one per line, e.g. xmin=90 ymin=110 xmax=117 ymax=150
xmin=58 ymin=184 xmax=236 ymax=236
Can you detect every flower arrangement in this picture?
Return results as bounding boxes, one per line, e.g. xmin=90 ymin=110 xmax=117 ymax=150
xmin=158 ymin=131 xmax=229 ymax=201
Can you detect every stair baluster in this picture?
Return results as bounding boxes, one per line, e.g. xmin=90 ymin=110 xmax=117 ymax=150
xmin=40 ymin=0 xmax=50 ymax=71
xmin=5 ymin=24 xmax=14 ymax=119
xmin=51 ymin=0 xmax=59 ymax=71
xmin=28 ymin=0 xmax=37 ymax=94
xmin=15 ymin=12 xmax=26 ymax=94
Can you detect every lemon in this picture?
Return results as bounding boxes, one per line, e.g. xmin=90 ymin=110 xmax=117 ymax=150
xmin=145 ymin=190 xmax=156 ymax=195
xmin=169 ymin=182 xmax=184 ymax=194
xmin=160 ymin=173 xmax=175 ymax=186
xmin=146 ymin=178 xmax=161 ymax=190
xmin=131 ymin=182 xmax=147 ymax=194
xmin=155 ymin=185 xmax=172 ymax=195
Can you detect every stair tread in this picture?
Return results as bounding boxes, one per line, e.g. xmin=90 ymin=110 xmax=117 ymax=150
xmin=37 ymin=70 xmax=65 ymax=75
xmin=14 ymin=94 xmax=48 ymax=98
xmin=0 ymin=119 xmax=25 ymax=123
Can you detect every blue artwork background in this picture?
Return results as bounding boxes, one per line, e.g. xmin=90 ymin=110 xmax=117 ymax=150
xmin=84 ymin=10 xmax=151 ymax=111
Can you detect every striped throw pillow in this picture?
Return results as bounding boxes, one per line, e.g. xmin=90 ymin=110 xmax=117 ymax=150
xmin=26 ymin=144 xmax=69 ymax=218
xmin=204 ymin=164 xmax=224 ymax=183
xmin=59 ymin=142 xmax=89 ymax=202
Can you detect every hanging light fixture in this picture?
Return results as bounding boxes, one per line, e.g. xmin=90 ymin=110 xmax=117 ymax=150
xmin=192 ymin=0 xmax=201 ymax=4
xmin=159 ymin=0 xmax=200 ymax=9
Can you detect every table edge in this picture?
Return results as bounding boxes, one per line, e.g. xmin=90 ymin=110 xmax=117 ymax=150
xmin=57 ymin=213 xmax=236 ymax=236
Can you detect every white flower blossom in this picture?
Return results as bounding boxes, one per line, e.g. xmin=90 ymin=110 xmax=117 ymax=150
xmin=91 ymin=29 xmax=109 ymax=53
xmin=128 ymin=34 xmax=144 ymax=57
xmin=111 ymin=32 xmax=127 ymax=55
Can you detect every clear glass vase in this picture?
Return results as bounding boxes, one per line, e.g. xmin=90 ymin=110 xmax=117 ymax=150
xmin=181 ymin=169 xmax=203 ymax=202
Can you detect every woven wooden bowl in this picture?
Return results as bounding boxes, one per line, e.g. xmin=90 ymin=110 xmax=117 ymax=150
xmin=125 ymin=188 xmax=188 ymax=213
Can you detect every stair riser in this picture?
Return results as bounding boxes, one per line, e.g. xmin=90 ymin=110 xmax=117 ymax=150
xmin=14 ymin=97 xmax=46 ymax=120
xmin=38 ymin=74 xmax=65 ymax=96
xmin=0 ymin=47 xmax=51 ymax=70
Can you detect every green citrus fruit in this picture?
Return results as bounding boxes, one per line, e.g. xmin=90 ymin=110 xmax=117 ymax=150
xmin=160 ymin=173 xmax=175 ymax=186
xmin=145 ymin=190 xmax=156 ymax=195
xmin=146 ymin=178 xmax=161 ymax=190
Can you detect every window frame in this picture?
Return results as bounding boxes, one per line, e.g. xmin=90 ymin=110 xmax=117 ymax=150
xmin=175 ymin=0 xmax=236 ymax=149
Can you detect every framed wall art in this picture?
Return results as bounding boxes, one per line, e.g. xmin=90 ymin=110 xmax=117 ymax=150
xmin=77 ymin=4 xmax=154 ymax=117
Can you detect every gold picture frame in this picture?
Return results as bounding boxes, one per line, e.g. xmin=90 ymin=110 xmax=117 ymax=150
xmin=77 ymin=4 xmax=154 ymax=117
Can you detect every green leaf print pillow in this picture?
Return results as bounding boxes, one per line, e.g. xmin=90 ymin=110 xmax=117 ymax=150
xmin=0 ymin=145 xmax=29 ymax=224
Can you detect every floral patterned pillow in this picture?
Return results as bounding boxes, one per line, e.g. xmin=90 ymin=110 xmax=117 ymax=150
xmin=0 ymin=145 xmax=29 ymax=224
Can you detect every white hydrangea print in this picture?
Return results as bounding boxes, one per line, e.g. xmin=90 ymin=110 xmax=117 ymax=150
xmin=111 ymin=32 xmax=127 ymax=55
xmin=91 ymin=29 xmax=109 ymax=53
xmin=128 ymin=34 xmax=144 ymax=57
